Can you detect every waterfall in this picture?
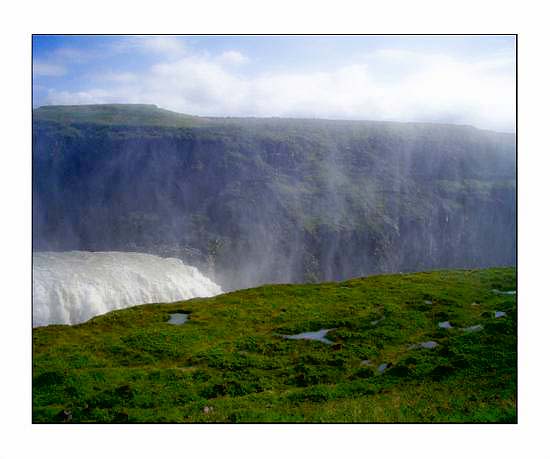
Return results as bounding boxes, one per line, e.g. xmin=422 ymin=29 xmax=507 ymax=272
xmin=32 ymin=251 xmax=222 ymax=326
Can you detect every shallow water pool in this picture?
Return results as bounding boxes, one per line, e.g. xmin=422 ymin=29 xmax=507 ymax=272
xmin=167 ymin=313 xmax=189 ymax=325
xmin=282 ymin=329 xmax=334 ymax=344
xmin=463 ymin=324 xmax=483 ymax=333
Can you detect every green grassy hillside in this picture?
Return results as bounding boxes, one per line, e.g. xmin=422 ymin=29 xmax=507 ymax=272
xmin=33 ymin=267 xmax=516 ymax=423
xmin=33 ymin=104 xmax=205 ymax=128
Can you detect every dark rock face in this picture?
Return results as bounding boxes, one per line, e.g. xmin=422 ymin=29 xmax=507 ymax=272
xmin=33 ymin=106 xmax=516 ymax=290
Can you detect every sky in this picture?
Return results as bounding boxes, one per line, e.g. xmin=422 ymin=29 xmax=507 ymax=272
xmin=32 ymin=35 xmax=516 ymax=132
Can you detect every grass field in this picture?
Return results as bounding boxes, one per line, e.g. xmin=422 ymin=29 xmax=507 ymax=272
xmin=32 ymin=267 xmax=516 ymax=423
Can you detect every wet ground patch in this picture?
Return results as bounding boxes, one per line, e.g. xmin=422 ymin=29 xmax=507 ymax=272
xmin=463 ymin=324 xmax=484 ymax=333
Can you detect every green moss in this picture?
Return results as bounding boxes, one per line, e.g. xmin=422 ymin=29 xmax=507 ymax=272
xmin=33 ymin=267 xmax=516 ymax=423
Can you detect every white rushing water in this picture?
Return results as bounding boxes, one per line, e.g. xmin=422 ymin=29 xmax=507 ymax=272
xmin=32 ymin=251 xmax=223 ymax=327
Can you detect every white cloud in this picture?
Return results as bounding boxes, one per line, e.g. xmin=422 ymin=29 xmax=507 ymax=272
xmin=33 ymin=61 xmax=66 ymax=77
xmin=114 ymin=36 xmax=187 ymax=58
xmin=218 ymin=50 xmax=249 ymax=65
xmin=95 ymin=71 xmax=138 ymax=83
xmin=52 ymin=47 xmax=91 ymax=62
xmin=42 ymin=48 xmax=516 ymax=132
xmin=33 ymin=47 xmax=99 ymax=78
xmin=46 ymin=88 xmax=117 ymax=105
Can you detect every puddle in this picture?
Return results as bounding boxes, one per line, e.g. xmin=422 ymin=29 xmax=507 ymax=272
xmin=282 ymin=329 xmax=334 ymax=344
xmin=492 ymin=289 xmax=516 ymax=295
xmin=409 ymin=341 xmax=438 ymax=350
xmin=438 ymin=321 xmax=452 ymax=329
xmin=377 ymin=363 xmax=389 ymax=373
xmin=495 ymin=311 xmax=507 ymax=318
xmin=463 ymin=324 xmax=483 ymax=333
xmin=167 ymin=313 xmax=189 ymax=325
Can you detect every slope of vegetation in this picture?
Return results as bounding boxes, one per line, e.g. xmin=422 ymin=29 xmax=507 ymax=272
xmin=33 ymin=267 xmax=517 ymax=423
xmin=33 ymin=104 xmax=206 ymax=128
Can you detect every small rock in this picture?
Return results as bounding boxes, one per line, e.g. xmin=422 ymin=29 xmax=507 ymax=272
xmin=438 ymin=321 xmax=452 ymax=329
xmin=361 ymin=359 xmax=372 ymax=366
xmin=203 ymin=406 xmax=213 ymax=414
xmin=424 ymin=300 xmax=433 ymax=305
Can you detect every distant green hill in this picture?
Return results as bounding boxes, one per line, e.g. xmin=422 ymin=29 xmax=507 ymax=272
xmin=34 ymin=104 xmax=205 ymax=128
xmin=33 ymin=267 xmax=516 ymax=423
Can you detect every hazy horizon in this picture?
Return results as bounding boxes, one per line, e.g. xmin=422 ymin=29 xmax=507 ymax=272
xmin=33 ymin=102 xmax=517 ymax=135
